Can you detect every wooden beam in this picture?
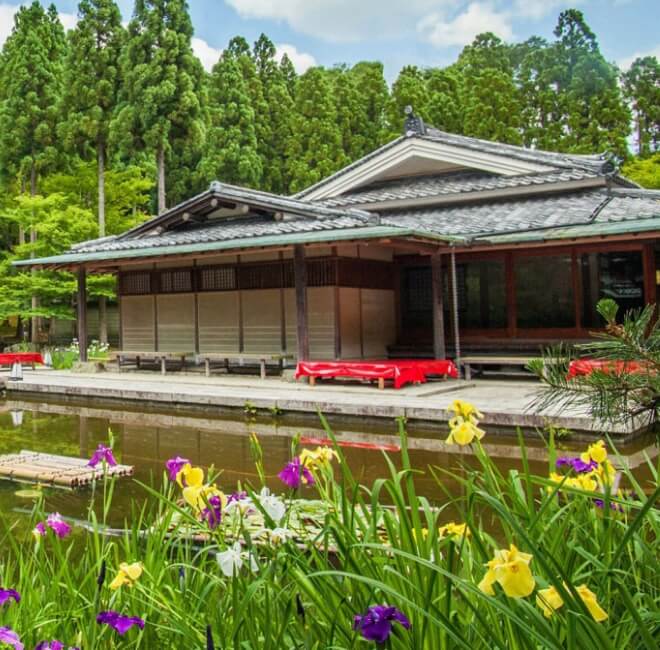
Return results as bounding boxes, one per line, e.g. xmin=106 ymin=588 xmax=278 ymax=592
xmin=430 ymin=253 xmax=446 ymax=359
xmin=293 ymin=244 xmax=310 ymax=361
xmin=643 ymin=242 xmax=656 ymax=306
xmin=77 ymin=267 xmax=88 ymax=363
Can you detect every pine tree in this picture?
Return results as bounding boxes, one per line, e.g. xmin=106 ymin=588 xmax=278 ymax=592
xmin=279 ymin=53 xmax=297 ymax=98
xmin=458 ymin=33 xmax=522 ymax=144
xmin=285 ymin=67 xmax=345 ymax=193
xmin=199 ymin=48 xmax=262 ymax=187
xmin=253 ymin=34 xmax=294 ymax=194
xmin=113 ymin=0 xmax=205 ymax=213
xmin=0 ymin=1 xmax=67 ymax=342
xmin=622 ymin=56 xmax=660 ymax=156
xmin=553 ymin=10 xmax=630 ymax=157
xmin=60 ymin=0 xmax=125 ymax=343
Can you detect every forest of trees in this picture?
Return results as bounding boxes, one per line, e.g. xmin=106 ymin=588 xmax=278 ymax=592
xmin=0 ymin=1 xmax=658 ymax=343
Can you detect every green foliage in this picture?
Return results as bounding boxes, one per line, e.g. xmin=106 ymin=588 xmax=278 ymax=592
xmin=622 ymin=56 xmax=660 ymax=156
xmin=621 ymin=153 xmax=660 ymax=189
xmin=531 ymin=299 xmax=660 ymax=427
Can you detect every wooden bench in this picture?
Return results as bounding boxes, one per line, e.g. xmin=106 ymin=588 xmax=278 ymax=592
xmin=112 ymin=351 xmax=191 ymax=375
xmin=195 ymin=353 xmax=293 ymax=379
xmin=459 ymin=355 xmax=537 ymax=380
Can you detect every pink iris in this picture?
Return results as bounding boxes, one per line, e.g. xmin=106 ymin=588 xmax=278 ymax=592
xmin=88 ymin=444 xmax=117 ymax=468
xmin=0 ymin=627 xmax=22 ymax=650
xmin=46 ymin=513 xmax=72 ymax=538
xmin=0 ymin=590 xmax=19 ymax=606
xmin=278 ymin=457 xmax=314 ymax=489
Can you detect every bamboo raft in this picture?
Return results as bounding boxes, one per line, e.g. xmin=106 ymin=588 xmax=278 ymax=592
xmin=0 ymin=450 xmax=134 ymax=488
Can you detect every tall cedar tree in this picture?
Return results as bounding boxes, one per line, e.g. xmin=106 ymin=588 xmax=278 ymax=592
xmin=458 ymin=33 xmax=522 ymax=144
xmin=331 ymin=65 xmax=367 ymax=164
xmin=61 ymin=0 xmax=125 ymax=344
xmin=253 ymin=34 xmax=294 ymax=194
xmin=622 ymin=57 xmax=660 ymax=156
xmin=286 ymin=67 xmax=345 ymax=193
xmin=0 ymin=2 xmax=66 ymax=342
xmin=200 ymin=47 xmax=262 ymax=187
xmin=114 ymin=0 xmax=205 ymax=213
xmin=553 ymin=10 xmax=630 ymax=157
xmin=387 ymin=66 xmax=431 ymax=137
xmin=349 ymin=62 xmax=389 ymax=154
xmin=424 ymin=66 xmax=463 ymax=135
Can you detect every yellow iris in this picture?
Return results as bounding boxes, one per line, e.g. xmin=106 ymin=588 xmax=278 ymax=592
xmin=536 ymin=583 xmax=608 ymax=622
xmin=580 ymin=440 xmax=608 ymax=465
xmin=446 ymin=420 xmax=485 ymax=446
xmin=438 ymin=522 xmax=470 ymax=539
xmin=176 ymin=464 xmax=204 ymax=489
xmin=478 ymin=544 xmax=536 ymax=598
xmin=183 ymin=484 xmax=227 ymax=512
xmin=450 ymin=400 xmax=483 ymax=422
xmin=299 ymin=446 xmax=338 ymax=468
xmin=548 ymin=472 xmax=598 ymax=492
xmin=109 ymin=562 xmax=143 ymax=590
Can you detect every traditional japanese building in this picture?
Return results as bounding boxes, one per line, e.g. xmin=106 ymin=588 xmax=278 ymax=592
xmin=19 ymin=115 xmax=660 ymax=363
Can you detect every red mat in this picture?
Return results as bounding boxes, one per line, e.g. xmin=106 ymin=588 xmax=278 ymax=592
xmin=0 ymin=352 xmax=44 ymax=367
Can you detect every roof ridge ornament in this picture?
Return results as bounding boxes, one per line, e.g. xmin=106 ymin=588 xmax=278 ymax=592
xmin=403 ymin=105 xmax=426 ymax=137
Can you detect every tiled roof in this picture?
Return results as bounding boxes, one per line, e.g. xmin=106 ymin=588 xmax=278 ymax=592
xmin=322 ymin=168 xmax=600 ymax=208
xmin=379 ymin=188 xmax=660 ymax=241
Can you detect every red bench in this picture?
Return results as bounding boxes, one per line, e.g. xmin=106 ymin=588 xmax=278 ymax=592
xmin=567 ymin=359 xmax=651 ymax=378
xmin=295 ymin=359 xmax=458 ymax=389
xmin=0 ymin=353 xmax=44 ymax=369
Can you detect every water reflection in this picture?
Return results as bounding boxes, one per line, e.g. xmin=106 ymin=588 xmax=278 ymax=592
xmin=0 ymin=397 xmax=657 ymax=529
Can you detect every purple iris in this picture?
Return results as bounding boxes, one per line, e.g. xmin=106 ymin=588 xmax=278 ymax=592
xmin=0 ymin=627 xmax=22 ymax=650
xmin=165 ymin=456 xmax=190 ymax=481
xmin=0 ymin=589 xmax=19 ymax=606
xmin=201 ymin=494 xmax=223 ymax=529
xmin=46 ymin=513 xmax=72 ymax=539
xmin=227 ymin=491 xmax=248 ymax=505
xmin=278 ymin=457 xmax=314 ymax=489
xmin=35 ymin=643 xmax=79 ymax=650
xmin=88 ymin=444 xmax=117 ymax=468
xmin=594 ymin=499 xmax=624 ymax=512
xmin=96 ymin=611 xmax=145 ymax=636
xmin=556 ymin=457 xmax=598 ymax=473
xmin=33 ymin=522 xmax=46 ymax=537
xmin=353 ymin=605 xmax=411 ymax=643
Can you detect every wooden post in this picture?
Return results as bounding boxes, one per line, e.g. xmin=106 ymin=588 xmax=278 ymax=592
xmin=294 ymin=244 xmax=310 ymax=361
xmin=77 ymin=267 xmax=88 ymax=363
xmin=450 ymin=249 xmax=461 ymax=373
xmin=643 ymin=243 xmax=656 ymax=306
xmin=431 ymin=253 xmax=446 ymax=359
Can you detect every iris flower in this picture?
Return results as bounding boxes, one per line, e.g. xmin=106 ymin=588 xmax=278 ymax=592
xmin=256 ymin=487 xmax=286 ymax=523
xmin=556 ymin=457 xmax=598 ymax=473
xmin=35 ymin=642 xmax=80 ymax=650
xmin=176 ymin=464 xmax=204 ymax=488
xmin=46 ymin=513 xmax=72 ymax=538
xmin=201 ymin=494 xmax=224 ymax=529
xmin=353 ymin=605 xmax=411 ymax=643
xmin=0 ymin=627 xmax=22 ymax=650
xmin=438 ymin=522 xmax=470 ymax=539
xmin=88 ymin=444 xmax=117 ymax=468
xmin=478 ymin=544 xmax=536 ymax=598
xmin=536 ymin=583 xmax=608 ymax=621
xmin=581 ymin=440 xmax=608 ymax=465
xmin=446 ymin=420 xmax=485 ymax=446
xmin=217 ymin=542 xmax=258 ymax=577
xmin=299 ymin=446 xmax=338 ymax=468
xmin=449 ymin=400 xmax=483 ymax=422
xmin=96 ymin=611 xmax=145 ymax=636
xmin=109 ymin=562 xmax=143 ymax=590
xmin=165 ymin=456 xmax=190 ymax=481
xmin=0 ymin=590 xmax=19 ymax=606
xmin=33 ymin=522 xmax=46 ymax=538
xmin=278 ymin=457 xmax=314 ymax=489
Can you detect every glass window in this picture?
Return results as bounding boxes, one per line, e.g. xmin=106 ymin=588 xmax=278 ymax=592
xmin=515 ymin=255 xmax=575 ymax=328
xmin=458 ymin=260 xmax=507 ymax=329
xmin=581 ymin=251 xmax=644 ymax=327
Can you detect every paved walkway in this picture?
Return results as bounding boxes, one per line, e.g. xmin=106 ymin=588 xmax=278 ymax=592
xmin=0 ymin=369 xmax=640 ymax=436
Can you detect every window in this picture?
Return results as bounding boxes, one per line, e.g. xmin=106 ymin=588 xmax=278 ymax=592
xmin=581 ymin=251 xmax=644 ymax=327
xmin=459 ymin=260 xmax=506 ymax=329
xmin=402 ymin=267 xmax=432 ymax=329
xmin=159 ymin=269 xmax=193 ymax=293
xmin=515 ymin=255 xmax=575 ymax=329
xmin=120 ymin=272 xmax=152 ymax=295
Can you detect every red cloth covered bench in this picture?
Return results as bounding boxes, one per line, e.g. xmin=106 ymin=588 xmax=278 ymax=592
xmin=0 ymin=352 xmax=44 ymax=368
xmin=567 ymin=359 xmax=651 ymax=378
xmin=295 ymin=359 xmax=458 ymax=389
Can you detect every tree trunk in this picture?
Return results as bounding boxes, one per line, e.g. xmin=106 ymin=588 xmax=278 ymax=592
xmin=98 ymin=143 xmax=108 ymax=345
xmin=157 ymin=144 xmax=166 ymax=214
xmin=30 ymin=161 xmax=39 ymax=345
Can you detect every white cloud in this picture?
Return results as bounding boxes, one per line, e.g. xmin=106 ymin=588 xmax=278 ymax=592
xmin=192 ymin=36 xmax=222 ymax=71
xmin=418 ymin=2 xmax=513 ymax=48
xmin=225 ymin=0 xmax=446 ymax=42
xmin=0 ymin=3 xmax=20 ymax=46
xmin=275 ymin=43 xmax=316 ymax=73
xmin=58 ymin=12 xmax=78 ymax=31
xmin=512 ymin=1 xmax=580 ymax=20
xmin=618 ymin=43 xmax=660 ymax=70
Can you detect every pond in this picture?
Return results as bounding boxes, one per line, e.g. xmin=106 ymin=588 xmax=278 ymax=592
xmin=0 ymin=396 xmax=657 ymax=529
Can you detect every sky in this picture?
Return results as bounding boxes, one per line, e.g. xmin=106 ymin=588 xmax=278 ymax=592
xmin=0 ymin=0 xmax=658 ymax=79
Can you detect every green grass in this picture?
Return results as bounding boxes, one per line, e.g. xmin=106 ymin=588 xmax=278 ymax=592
xmin=0 ymin=414 xmax=657 ymax=648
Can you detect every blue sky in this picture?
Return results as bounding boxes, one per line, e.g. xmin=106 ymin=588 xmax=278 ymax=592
xmin=1 ymin=1 xmax=658 ymax=79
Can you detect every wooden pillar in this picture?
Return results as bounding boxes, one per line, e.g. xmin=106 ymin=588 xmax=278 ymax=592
xmin=294 ymin=244 xmax=310 ymax=361
xmin=431 ymin=253 xmax=446 ymax=359
xmin=450 ymin=249 xmax=461 ymax=370
xmin=643 ymin=243 xmax=656 ymax=306
xmin=77 ymin=267 xmax=88 ymax=363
